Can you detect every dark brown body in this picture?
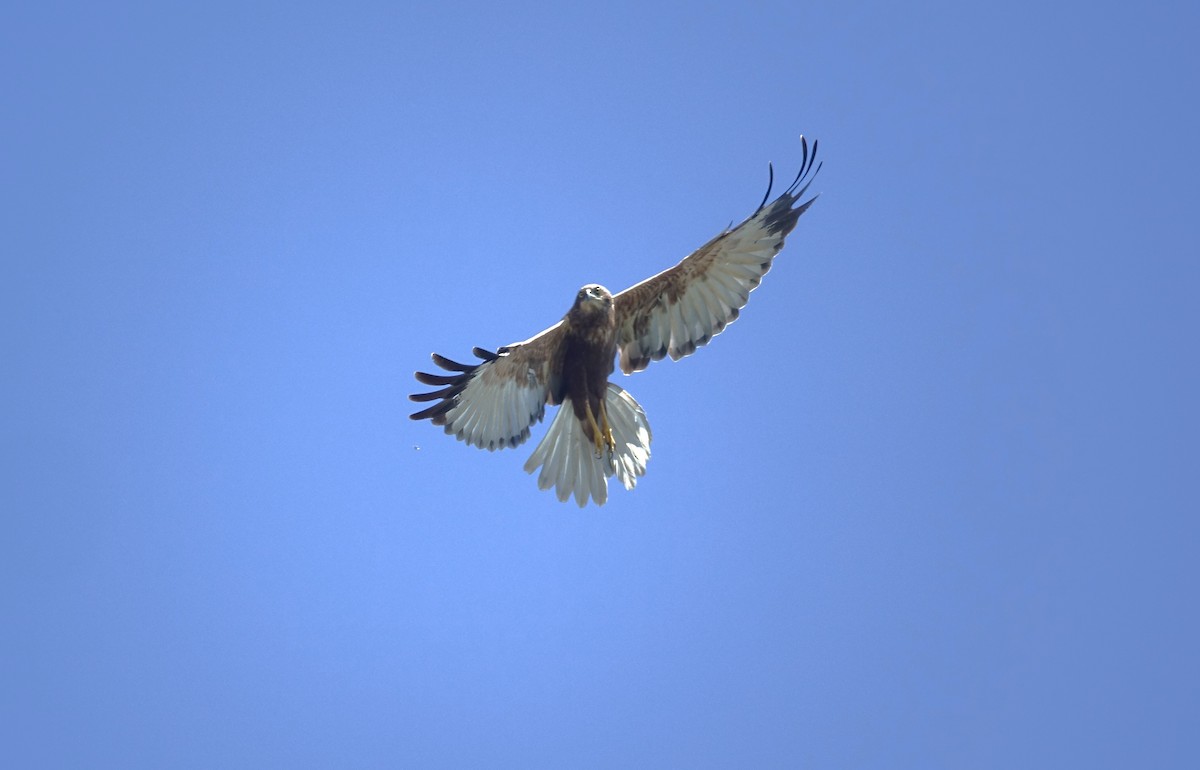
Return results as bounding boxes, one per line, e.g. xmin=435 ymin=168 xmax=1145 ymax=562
xmin=562 ymin=284 xmax=617 ymax=441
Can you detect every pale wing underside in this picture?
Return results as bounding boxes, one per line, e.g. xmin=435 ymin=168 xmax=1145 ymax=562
xmin=409 ymin=322 xmax=565 ymax=450
xmin=613 ymin=137 xmax=821 ymax=374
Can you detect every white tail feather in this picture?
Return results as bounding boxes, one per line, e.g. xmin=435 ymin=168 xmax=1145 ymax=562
xmin=523 ymin=383 xmax=652 ymax=507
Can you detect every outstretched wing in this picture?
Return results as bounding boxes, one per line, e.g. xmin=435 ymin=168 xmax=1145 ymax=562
xmin=613 ymin=136 xmax=821 ymax=374
xmin=409 ymin=322 xmax=566 ymax=451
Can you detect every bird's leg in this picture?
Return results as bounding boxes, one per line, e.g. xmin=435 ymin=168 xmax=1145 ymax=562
xmin=598 ymin=398 xmax=616 ymax=454
xmin=583 ymin=399 xmax=607 ymax=458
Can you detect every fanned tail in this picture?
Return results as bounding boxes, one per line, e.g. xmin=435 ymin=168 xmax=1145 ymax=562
xmin=523 ymin=384 xmax=652 ymax=507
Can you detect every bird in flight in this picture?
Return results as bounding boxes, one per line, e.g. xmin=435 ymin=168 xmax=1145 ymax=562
xmin=410 ymin=137 xmax=822 ymax=506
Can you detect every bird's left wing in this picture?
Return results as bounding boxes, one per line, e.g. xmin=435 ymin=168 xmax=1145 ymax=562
xmin=409 ymin=322 xmax=566 ymax=450
xmin=613 ymin=137 xmax=821 ymax=374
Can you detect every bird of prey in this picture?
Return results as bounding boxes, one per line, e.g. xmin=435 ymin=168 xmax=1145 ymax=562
xmin=410 ymin=137 xmax=821 ymax=506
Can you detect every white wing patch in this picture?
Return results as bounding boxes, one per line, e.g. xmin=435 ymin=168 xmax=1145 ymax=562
xmin=441 ymin=362 xmax=548 ymax=450
xmin=410 ymin=346 xmax=554 ymax=452
xmin=615 ymin=203 xmax=799 ymax=374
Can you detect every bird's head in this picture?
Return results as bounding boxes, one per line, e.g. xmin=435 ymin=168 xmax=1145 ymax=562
xmin=574 ymin=284 xmax=614 ymax=315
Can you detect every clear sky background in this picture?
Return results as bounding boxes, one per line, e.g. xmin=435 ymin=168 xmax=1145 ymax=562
xmin=4 ymin=1 xmax=1198 ymax=767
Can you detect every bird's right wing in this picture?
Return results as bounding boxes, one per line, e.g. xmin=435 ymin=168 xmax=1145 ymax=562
xmin=409 ymin=322 xmax=566 ymax=451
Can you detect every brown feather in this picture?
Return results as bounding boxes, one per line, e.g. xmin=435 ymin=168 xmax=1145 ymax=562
xmin=560 ymin=285 xmax=618 ymax=437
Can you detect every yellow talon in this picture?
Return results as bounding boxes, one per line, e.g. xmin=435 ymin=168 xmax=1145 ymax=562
xmin=600 ymin=401 xmax=616 ymax=452
xmin=584 ymin=400 xmax=605 ymax=457
xmin=584 ymin=399 xmax=617 ymax=458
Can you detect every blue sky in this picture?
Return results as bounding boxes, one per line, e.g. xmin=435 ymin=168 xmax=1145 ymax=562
xmin=4 ymin=1 xmax=1198 ymax=767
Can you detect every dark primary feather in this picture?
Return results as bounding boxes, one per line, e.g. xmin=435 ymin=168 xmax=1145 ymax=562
xmin=408 ymin=349 xmax=495 ymax=423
